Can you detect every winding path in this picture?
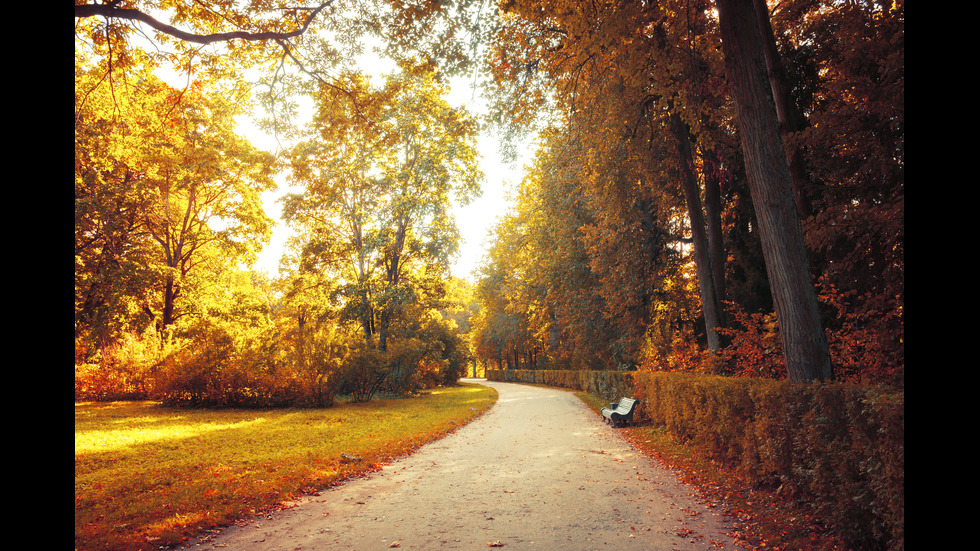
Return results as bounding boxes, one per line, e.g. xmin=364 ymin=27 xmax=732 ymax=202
xmin=183 ymin=379 xmax=738 ymax=550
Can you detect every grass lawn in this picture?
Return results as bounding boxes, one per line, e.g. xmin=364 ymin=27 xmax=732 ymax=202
xmin=75 ymin=382 xmax=498 ymax=551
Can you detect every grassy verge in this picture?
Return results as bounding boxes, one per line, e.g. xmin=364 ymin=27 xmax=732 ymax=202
xmin=574 ymin=391 xmax=846 ymax=551
xmin=75 ymin=382 xmax=498 ymax=551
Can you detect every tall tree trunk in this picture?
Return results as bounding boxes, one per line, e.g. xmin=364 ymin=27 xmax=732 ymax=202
xmin=752 ymin=0 xmax=812 ymax=218
xmin=703 ymin=150 xmax=727 ymax=315
xmin=378 ymin=313 xmax=390 ymax=354
xmin=162 ymin=277 xmax=177 ymax=329
xmin=670 ymin=112 xmax=723 ymax=354
xmin=378 ymin=217 xmax=409 ymax=353
xmin=359 ymin=291 xmax=374 ymax=341
xmin=296 ymin=304 xmax=307 ymax=371
xmin=715 ymin=0 xmax=833 ymax=382
xmin=354 ymin=224 xmax=374 ymax=342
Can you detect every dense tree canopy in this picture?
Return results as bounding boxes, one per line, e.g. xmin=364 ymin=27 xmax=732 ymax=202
xmin=475 ymin=0 xmax=903 ymax=384
xmin=75 ymin=54 xmax=276 ymax=346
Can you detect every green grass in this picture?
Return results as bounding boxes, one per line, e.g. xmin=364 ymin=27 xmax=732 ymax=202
xmin=75 ymin=383 xmax=498 ymax=551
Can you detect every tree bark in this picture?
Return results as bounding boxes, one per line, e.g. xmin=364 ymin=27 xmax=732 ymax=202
xmin=752 ymin=0 xmax=812 ymax=218
xmin=162 ymin=278 xmax=178 ymax=329
xmin=715 ymin=0 xmax=833 ymax=382
xmin=670 ymin=112 xmax=723 ymax=354
xmin=703 ymin=150 xmax=727 ymax=315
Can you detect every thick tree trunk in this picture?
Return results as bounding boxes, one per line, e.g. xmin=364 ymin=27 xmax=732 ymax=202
xmin=715 ymin=0 xmax=833 ymax=382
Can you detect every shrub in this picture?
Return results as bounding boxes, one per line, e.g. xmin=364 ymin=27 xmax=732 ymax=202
xmin=74 ymin=331 xmax=166 ymax=401
xmin=633 ymin=372 xmax=903 ymax=550
xmin=153 ymin=322 xmax=237 ymax=406
xmin=337 ymin=343 xmax=388 ymax=402
xmin=151 ymin=321 xmax=344 ymax=408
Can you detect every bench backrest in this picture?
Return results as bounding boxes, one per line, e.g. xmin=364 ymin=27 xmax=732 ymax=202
xmin=617 ymin=398 xmax=637 ymax=412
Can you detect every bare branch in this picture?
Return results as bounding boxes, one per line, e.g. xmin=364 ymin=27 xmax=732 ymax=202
xmin=74 ymin=2 xmax=335 ymax=45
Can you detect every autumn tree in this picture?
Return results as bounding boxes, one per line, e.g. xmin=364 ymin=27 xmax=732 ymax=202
xmin=473 ymin=122 xmax=690 ymax=372
xmin=285 ymin=66 xmax=483 ymax=355
xmin=283 ymin=75 xmax=388 ymax=343
xmin=772 ymin=0 xmax=904 ymax=383
xmin=75 ymin=54 xmax=162 ymax=347
xmin=483 ymin=0 xmax=874 ymax=381
xmin=75 ymin=56 xmax=276 ymax=348
xmin=486 ymin=0 xmax=736 ymax=358
xmin=713 ymin=0 xmax=832 ymax=382
xmin=482 ymin=0 xmax=902 ymax=383
xmin=143 ymin=88 xmax=276 ymax=332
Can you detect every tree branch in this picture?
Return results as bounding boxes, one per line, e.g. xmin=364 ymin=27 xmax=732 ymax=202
xmin=74 ymin=2 xmax=334 ymax=45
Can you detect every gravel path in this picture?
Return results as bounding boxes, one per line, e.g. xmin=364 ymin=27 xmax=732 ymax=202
xmin=182 ymin=379 xmax=737 ymax=550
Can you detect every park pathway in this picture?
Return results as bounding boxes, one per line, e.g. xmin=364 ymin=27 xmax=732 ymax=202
xmin=182 ymin=380 xmax=738 ymax=550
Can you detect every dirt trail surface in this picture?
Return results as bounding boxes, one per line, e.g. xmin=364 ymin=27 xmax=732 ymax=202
xmin=181 ymin=380 xmax=737 ymax=550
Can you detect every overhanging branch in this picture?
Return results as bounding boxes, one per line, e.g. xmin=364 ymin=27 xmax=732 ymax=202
xmin=74 ymin=2 xmax=335 ymax=45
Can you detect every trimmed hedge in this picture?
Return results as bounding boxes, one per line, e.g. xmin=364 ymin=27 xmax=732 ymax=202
xmin=486 ymin=369 xmax=633 ymax=404
xmin=488 ymin=369 xmax=904 ymax=550
xmin=634 ymin=372 xmax=903 ymax=550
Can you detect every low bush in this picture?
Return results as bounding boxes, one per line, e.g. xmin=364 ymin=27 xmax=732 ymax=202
xmin=76 ymin=314 xmax=474 ymax=408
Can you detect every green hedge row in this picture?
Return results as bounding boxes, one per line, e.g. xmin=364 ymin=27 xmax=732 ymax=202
xmin=487 ymin=369 xmax=904 ymax=550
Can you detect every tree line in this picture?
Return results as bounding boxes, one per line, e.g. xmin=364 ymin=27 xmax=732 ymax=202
xmin=75 ymin=1 xmax=487 ymax=404
xmin=75 ymin=0 xmax=903 ymax=405
xmin=471 ymin=0 xmax=903 ymax=385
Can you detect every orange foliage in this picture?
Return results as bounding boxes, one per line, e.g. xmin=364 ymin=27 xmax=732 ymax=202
xmin=717 ymin=302 xmax=788 ymax=380
xmin=817 ymin=277 xmax=904 ymax=386
xmin=716 ymin=278 xmax=903 ymax=386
